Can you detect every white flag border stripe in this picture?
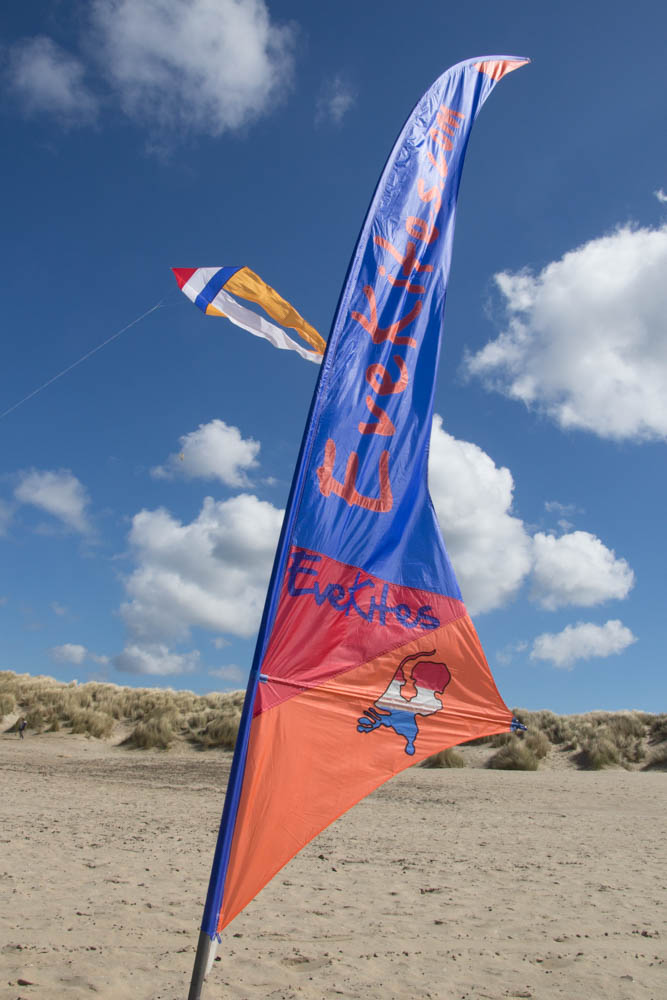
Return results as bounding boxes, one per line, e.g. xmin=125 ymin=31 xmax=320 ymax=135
xmin=212 ymin=288 xmax=322 ymax=364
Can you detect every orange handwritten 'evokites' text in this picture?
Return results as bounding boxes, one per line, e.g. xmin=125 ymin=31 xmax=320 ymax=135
xmin=317 ymin=105 xmax=465 ymax=513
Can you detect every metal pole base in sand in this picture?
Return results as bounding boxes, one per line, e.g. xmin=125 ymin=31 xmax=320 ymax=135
xmin=188 ymin=930 xmax=219 ymax=1000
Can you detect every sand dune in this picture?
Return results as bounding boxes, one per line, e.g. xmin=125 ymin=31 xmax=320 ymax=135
xmin=1 ymin=730 xmax=665 ymax=999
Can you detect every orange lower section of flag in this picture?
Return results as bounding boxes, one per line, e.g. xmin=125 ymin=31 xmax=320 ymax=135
xmin=217 ymin=613 xmax=512 ymax=932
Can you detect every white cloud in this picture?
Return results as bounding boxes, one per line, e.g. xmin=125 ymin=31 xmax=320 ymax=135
xmin=50 ymin=643 xmax=87 ymax=665
xmin=49 ymin=643 xmax=108 ymax=665
xmin=209 ymin=664 xmax=245 ymax=685
xmin=530 ymin=619 xmax=637 ymax=670
xmin=544 ymin=500 xmax=579 ymax=520
xmin=5 ymin=36 xmax=98 ymax=124
xmin=428 ymin=415 xmax=533 ymax=614
xmin=90 ymin=0 xmax=295 ymax=136
xmin=496 ymin=639 xmax=528 ymax=666
xmin=427 ymin=419 xmax=635 ymax=617
xmin=152 ymin=419 xmax=260 ymax=486
xmin=120 ymin=492 xmax=282 ymax=644
xmin=15 ymin=469 xmax=92 ymax=534
xmin=316 ymin=74 xmax=355 ymax=125
xmin=114 ymin=643 xmax=199 ymax=676
xmin=465 ymin=224 xmax=667 ymax=441
xmin=544 ymin=499 xmax=580 ymax=533
xmin=655 ymin=189 xmax=667 ymax=204
xmin=212 ymin=636 xmax=230 ymax=649
xmin=531 ymin=531 xmax=634 ymax=610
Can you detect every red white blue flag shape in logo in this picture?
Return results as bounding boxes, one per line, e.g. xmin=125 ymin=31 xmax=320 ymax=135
xmin=197 ymin=55 xmax=530 ymax=940
xmin=357 ymin=649 xmax=452 ymax=756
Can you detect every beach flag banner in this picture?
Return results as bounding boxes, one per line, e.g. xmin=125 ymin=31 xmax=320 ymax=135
xmin=188 ymin=54 xmax=529 ymax=997
xmin=172 ymin=265 xmax=325 ymax=363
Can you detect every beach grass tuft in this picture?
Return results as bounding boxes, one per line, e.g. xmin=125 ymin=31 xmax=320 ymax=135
xmin=644 ymin=745 xmax=667 ymax=770
xmin=123 ymin=711 xmax=179 ymax=750
xmin=525 ymin=728 xmax=550 ymax=760
xmin=649 ymin=714 xmax=667 ymax=743
xmin=487 ymin=737 xmax=540 ymax=770
xmin=0 ymin=692 xmax=16 ymax=717
xmin=421 ymin=747 xmax=466 ymax=768
xmin=70 ymin=709 xmax=115 ymax=739
xmin=575 ymin=734 xmax=620 ymax=770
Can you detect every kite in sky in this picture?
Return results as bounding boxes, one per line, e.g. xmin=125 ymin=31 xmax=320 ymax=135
xmin=187 ymin=54 xmax=530 ymax=998
xmin=172 ymin=265 xmax=325 ymax=363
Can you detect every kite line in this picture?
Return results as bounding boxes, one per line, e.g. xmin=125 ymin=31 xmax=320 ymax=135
xmin=0 ymin=298 xmax=166 ymax=421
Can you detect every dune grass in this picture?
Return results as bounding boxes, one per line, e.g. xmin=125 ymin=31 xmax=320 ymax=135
xmin=122 ymin=711 xmax=179 ymax=750
xmin=510 ymin=708 xmax=660 ymax=770
xmin=0 ymin=692 xmax=16 ymax=716
xmin=487 ymin=737 xmax=540 ymax=771
xmin=462 ymin=708 xmax=662 ymax=771
xmin=421 ymin=747 xmax=466 ymax=768
xmin=0 ymin=670 xmax=243 ymax=750
xmin=649 ymin=715 xmax=667 ymax=743
xmin=644 ymin=745 xmax=667 ymax=770
xmin=2 ymin=670 xmax=665 ymax=767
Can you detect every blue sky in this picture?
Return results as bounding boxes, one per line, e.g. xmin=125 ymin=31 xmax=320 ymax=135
xmin=1 ymin=0 xmax=666 ymax=713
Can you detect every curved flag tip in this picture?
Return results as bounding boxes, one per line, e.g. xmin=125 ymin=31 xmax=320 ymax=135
xmin=474 ymin=57 xmax=531 ymax=80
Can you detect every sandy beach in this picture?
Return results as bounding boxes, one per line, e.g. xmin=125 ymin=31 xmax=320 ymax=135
xmin=1 ymin=731 xmax=665 ymax=1000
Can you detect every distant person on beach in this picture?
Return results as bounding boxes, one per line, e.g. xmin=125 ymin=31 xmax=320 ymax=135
xmin=18 ymin=718 xmax=27 ymax=739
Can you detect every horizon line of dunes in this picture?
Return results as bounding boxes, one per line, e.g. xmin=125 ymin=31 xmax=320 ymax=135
xmin=1 ymin=670 xmax=666 ymax=771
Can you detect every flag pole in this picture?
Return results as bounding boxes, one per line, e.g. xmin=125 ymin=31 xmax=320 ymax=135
xmin=186 ymin=665 xmax=262 ymax=1000
xmin=188 ymin=933 xmax=216 ymax=1000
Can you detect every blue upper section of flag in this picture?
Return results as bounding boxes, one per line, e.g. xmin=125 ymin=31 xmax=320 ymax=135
xmin=289 ymin=56 xmax=528 ymax=598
